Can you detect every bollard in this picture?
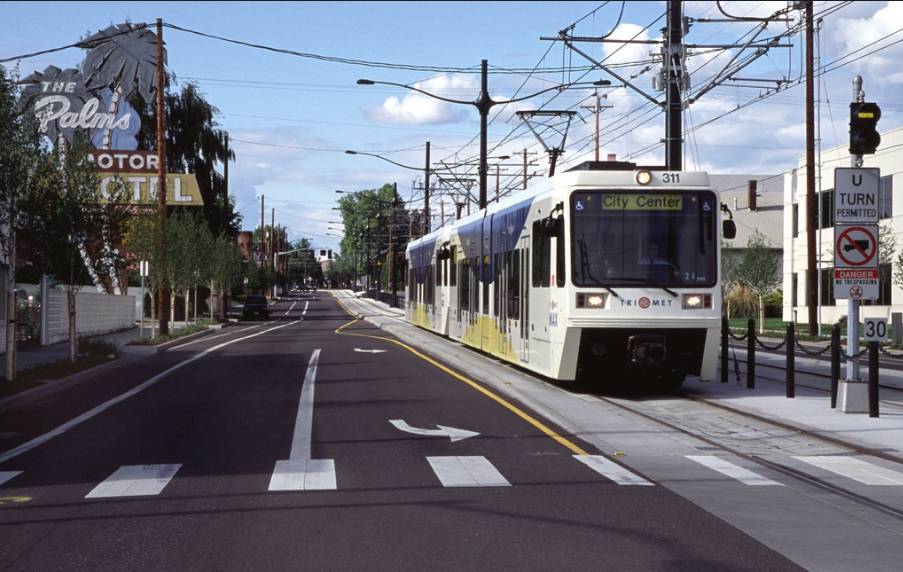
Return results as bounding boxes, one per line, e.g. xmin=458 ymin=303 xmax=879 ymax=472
xmin=830 ymin=324 xmax=840 ymax=409
xmin=721 ymin=315 xmax=729 ymax=383
xmin=869 ymin=341 xmax=879 ymax=418
xmin=747 ymin=318 xmax=756 ymax=389
xmin=786 ymin=323 xmax=795 ymax=398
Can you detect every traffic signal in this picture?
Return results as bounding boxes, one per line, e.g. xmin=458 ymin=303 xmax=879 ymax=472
xmin=849 ymin=101 xmax=881 ymax=155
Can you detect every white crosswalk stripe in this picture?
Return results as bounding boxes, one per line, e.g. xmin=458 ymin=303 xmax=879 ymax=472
xmin=793 ymin=456 xmax=903 ymax=486
xmin=85 ymin=464 xmax=181 ymax=498
xmin=0 ymin=471 xmax=22 ymax=486
xmin=686 ymin=455 xmax=783 ymax=486
xmin=427 ymin=456 xmax=511 ymax=487
xmin=574 ymin=455 xmax=654 ymax=486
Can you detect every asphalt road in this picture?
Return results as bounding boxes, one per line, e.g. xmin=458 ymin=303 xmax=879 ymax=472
xmin=0 ymin=295 xmax=799 ymax=570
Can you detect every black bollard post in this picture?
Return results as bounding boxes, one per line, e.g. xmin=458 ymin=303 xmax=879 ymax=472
xmin=830 ymin=324 xmax=840 ymax=409
xmin=721 ymin=315 xmax=729 ymax=384
xmin=869 ymin=341 xmax=879 ymax=418
xmin=747 ymin=318 xmax=756 ymax=389
xmin=786 ymin=322 xmax=795 ymax=398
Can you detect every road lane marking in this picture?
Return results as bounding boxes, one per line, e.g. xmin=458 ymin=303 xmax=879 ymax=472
xmin=170 ymin=323 xmax=263 ymax=350
xmin=0 ymin=471 xmax=22 ymax=486
xmin=686 ymin=455 xmax=783 ymax=486
xmin=354 ymin=348 xmax=387 ymax=354
xmin=793 ymin=456 xmax=903 ymax=485
xmin=283 ymin=301 xmax=297 ymax=317
xmin=390 ymin=419 xmax=479 ymax=442
xmin=332 ymin=296 xmax=588 ymax=456
xmin=303 ymin=301 xmax=309 ymax=315
xmin=0 ymin=320 xmax=301 ymax=465
xmin=269 ymin=349 xmax=337 ymax=491
xmin=427 ymin=456 xmax=510 ymax=487
xmin=574 ymin=455 xmax=654 ymax=486
xmin=86 ymin=464 xmax=181 ymax=498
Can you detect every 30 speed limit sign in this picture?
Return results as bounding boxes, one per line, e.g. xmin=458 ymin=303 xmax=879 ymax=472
xmin=863 ymin=317 xmax=888 ymax=341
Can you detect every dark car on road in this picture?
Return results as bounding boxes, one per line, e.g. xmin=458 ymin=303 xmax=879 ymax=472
xmin=242 ymin=295 xmax=269 ymax=320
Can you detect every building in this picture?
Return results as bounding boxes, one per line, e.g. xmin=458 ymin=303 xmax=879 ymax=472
xmin=312 ymin=248 xmax=334 ymax=273
xmin=713 ymin=174 xmax=784 ymax=252
xmin=783 ymin=125 xmax=901 ymax=326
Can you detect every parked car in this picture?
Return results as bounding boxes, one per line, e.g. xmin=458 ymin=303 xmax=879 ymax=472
xmin=242 ymin=295 xmax=269 ymax=320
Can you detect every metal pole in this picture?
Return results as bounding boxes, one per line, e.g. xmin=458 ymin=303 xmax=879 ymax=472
xmin=747 ymin=318 xmax=755 ymax=389
xmin=868 ymin=341 xmax=879 ymax=417
xmin=786 ymin=323 xmax=795 ymax=398
xmin=424 ymin=141 xmax=431 ymax=235
xmin=495 ymin=164 xmax=500 ymax=203
xmin=847 ymin=75 xmax=864 ymax=383
xmin=476 ymin=59 xmax=491 ymax=210
xmin=223 ymin=132 xmax=229 ymax=233
xmin=259 ymin=194 xmax=265 ymax=268
xmin=140 ymin=267 xmax=145 ymax=337
xmin=594 ymin=91 xmax=600 ymax=162
xmin=155 ymin=18 xmax=169 ymax=337
xmin=805 ymin=0 xmax=818 ymax=336
xmin=721 ymin=315 xmax=729 ymax=383
xmin=523 ymin=149 xmax=528 ymax=190
xmin=665 ymin=0 xmax=683 ymax=170
xmin=831 ymin=323 xmax=840 ymax=408
xmin=389 ymin=183 xmax=397 ymax=307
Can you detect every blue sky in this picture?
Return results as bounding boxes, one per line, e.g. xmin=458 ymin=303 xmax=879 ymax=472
xmin=2 ymin=1 xmax=900 ymax=252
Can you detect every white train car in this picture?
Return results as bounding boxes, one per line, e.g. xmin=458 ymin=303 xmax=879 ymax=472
xmin=405 ymin=162 xmax=735 ymax=387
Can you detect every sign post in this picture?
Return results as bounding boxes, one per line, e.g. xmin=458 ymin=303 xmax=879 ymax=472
xmin=139 ymin=260 xmax=149 ymax=338
xmin=833 ymin=75 xmax=880 ymax=413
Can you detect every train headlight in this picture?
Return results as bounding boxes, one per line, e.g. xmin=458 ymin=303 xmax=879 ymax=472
xmin=635 ymin=170 xmax=653 ymax=185
xmin=577 ymin=293 xmax=607 ymax=308
xmin=681 ymin=294 xmax=712 ymax=309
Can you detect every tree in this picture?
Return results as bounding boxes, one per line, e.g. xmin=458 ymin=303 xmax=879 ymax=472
xmin=123 ymin=212 xmax=161 ymax=333
xmin=734 ymin=231 xmax=782 ymax=334
xmin=720 ymin=241 xmax=743 ymax=319
xmin=32 ymin=136 xmax=129 ymax=362
xmin=164 ymin=211 xmax=213 ymax=324
xmin=0 ymin=65 xmax=45 ymax=380
xmin=209 ymin=234 xmax=243 ymax=320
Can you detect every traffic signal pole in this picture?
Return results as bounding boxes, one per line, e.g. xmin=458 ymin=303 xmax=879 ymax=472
xmin=846 ymin=76 xmax=865 ymax=386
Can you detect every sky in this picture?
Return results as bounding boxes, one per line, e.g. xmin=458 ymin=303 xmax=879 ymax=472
xmin=2 ymin=1 xmax=901 ymax=253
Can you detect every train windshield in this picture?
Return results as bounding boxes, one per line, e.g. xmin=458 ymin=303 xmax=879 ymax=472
xmin=571 ymin=190 xmax=717 ymax=288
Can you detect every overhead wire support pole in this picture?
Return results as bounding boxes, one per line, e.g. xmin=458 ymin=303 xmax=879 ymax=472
xmin=806 ymin=0 xmax=818 ymax=337
xmin=665 ymin=0 xmax=683 ymax=170
xmin=155 ymin=18 xmax=169 ymax=337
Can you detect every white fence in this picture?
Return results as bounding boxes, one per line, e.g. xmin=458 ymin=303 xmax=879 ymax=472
xmin=41 ymin=284 xmax=135 ymax=346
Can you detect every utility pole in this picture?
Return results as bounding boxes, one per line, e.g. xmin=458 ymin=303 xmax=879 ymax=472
xmin=389 ymin=182 xmax=398 ymax=307
xmin=440 ymin=200 xmax=445 ymax=228
xmin=155 ymin=18 xmax=169 ymax=337
xmin=805 ymin=0 xmax=818 ymax=336
xmin=665 ymin=0 xmax=684 ymax=170
xmin=223 ymin=132 xmax=229 ymax=232
xmin=523 ymin=149 xmax=528 ymax=189
xmin=476 ymin=59 xmax=492 ymax=210
xmin=270 ymin=208 xmax=275 ymax=271
xmin=581 ymin=91 xmax=612 ymax=162
xmin=495 ymin=164 xmax=500 ymax=203
xmin=424 ymin=141 xmax=431 ymax=235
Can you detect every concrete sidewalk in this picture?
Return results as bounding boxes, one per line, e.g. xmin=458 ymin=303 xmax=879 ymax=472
xmin=333 ymin=289 xmax=903 ymax=463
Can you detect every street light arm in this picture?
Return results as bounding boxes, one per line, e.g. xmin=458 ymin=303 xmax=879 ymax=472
xmin=357 ymin=78 xmax=474 ymax=105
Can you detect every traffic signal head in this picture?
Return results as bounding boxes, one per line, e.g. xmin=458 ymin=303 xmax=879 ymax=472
xmin=850 ymin=101 xmax=881 ymax=155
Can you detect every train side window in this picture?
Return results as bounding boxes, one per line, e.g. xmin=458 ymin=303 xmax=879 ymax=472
xmin=508 ymin=251 xmax=520 ymax=320
xmin=493 ymin=253 xmax=501 ymax=317
xmin=450 ymin=247 xmax=457 ymax=286
xmin=482 ymin=255 xmax=490 ymax=314
xmin=556 ymin=217 xmax=565 ymax=287
xmin=460 ymin=259 xmax=469 ymax=311
xmin=436 ymin=261 xmax=442 ymax=287
xmin=531 ymin=221 xmax=550 ymax=287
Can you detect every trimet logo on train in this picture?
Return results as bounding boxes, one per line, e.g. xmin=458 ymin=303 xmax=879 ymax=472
xmin=619 ymin=296 xmax=673 ymax=308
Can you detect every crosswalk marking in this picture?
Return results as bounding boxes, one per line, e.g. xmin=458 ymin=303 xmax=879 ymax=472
xmin=427 ymin=456 xmax=511 ymax=487
xmin=269 ymin=459 xmax=337 ymax=491
xmin=0 ymin=471 xmax=22 ymax=486
xmin=573 ymin=455 xmax=654 ymax=486
xmin=85 ymin=464 xmax=181 ymax=498
xmin=686 ymin=455 xmax=784 ymax=486
xmin=793 ymin=456 xmax=903 ymax=486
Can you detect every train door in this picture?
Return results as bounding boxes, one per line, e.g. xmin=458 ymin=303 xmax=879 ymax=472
xmin=519 ymin=235 xmax=530 ymax=363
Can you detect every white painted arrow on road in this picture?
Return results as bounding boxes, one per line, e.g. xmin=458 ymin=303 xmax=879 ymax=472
xmin=389 ymin=419 xmax=480 ymax=442
xmin=354 ymin=348 xmax=387 ymax=354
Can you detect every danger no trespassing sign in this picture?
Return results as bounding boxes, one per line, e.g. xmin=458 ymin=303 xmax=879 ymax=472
xmin=834 ymin=268 xmax=879 ymax=300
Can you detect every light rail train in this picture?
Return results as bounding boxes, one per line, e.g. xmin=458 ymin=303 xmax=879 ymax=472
xmin=404 ymin=162 xmax=736 ymax=387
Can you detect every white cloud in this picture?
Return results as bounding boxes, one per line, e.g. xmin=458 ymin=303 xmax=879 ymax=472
xmin=363 ymin=75 xmax=475 ymax=124
xmin=832 ymin=2 xmax=903 ymax=84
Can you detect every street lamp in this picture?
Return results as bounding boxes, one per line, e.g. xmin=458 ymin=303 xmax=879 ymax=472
xmin=358 ymin=63 xmax=610 ymax=209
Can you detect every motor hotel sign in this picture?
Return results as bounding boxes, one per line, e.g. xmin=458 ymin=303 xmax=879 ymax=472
xmin=90 ymin=151 xmax=203 ymax=207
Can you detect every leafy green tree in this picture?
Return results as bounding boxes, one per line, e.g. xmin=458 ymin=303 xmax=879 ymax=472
xmin=123 ymin=213 xmax=162 ymax=334
xmin=209 ymin=234 xmax=243 ymax=320
xmin=735 ymin=230 xmax=782 ymax=334
xmin=0 ymin=65 xmax=46 ymax=380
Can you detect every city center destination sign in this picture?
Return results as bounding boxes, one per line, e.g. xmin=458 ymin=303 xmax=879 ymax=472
xmin=834 ymin=167 xmax=881 ymax=300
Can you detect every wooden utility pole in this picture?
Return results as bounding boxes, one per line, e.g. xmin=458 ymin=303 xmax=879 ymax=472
xmin=259 ymin=194 xmax=264 ymax=267
xmin=805 ymin=0 xmax=817 ymax=336
xmin=270 ymin=208 xmax=275 ymax=271
xmin=665 ymin=0 xmax=684 ymax=170
xmin=423 ymin=141 xmax=430 ymax=235
xmin=156 ymin=18 xmax=169 ymax=336
xmin=440 ymin=199 xmax=445 ymax=228
xmin=582 ymin=91 xmax=612 ymax=162
xmin=223 ymin=132 xmax=229 ymax=231
xmin=495 ymin=164 xmax=500 ymax=203
xmin=522 ymin=149 xmax=528 ymax=190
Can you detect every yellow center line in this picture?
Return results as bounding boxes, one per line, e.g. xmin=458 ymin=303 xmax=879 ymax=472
xmin=332 ymin=295 xmax=588 ymax=456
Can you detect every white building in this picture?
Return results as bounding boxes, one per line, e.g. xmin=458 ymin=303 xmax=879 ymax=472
xmin=783 ymin=125 xmax=901 ymax=326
